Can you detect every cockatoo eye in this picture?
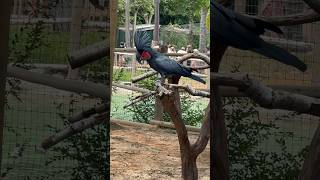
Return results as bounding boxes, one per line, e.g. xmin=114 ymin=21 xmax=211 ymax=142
xmin=141 ymin=51 xmax=151 ymax=60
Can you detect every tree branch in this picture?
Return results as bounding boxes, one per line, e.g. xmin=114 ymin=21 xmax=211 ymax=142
xmin=191 ymin=105 xmax=210 ymax=156
xmin=41 ymin=112 xmax=108 ymax=150
xmin=177 ymin=52 xmax=210 ymax=65
xmin=211 ymin=73 xmax=320 ymax=117
xmin=113 ymin=82 xmax=151 ymax=94
xmin=257 ymin=10 xmax=320 ymax=26
xmin=7 ymin=66 xmax=109 ymax=99
xmin=68 ymin=103 xmax=109 ymax=123
xmin=123 ymin=91 xmax=156 ymax=108
xmin=167 ymin=83 xmax=210 ymax=98
xmin=131 ymin=71 xmax=157 ymax=83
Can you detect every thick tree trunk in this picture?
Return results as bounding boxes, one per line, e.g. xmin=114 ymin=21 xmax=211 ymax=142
xmin=125 ymin=0 xmax=130 ymax=47
xmin=188 ymin=19 xmax=194 ymax=46
xmin=181 ymin=154 xmax=198 ymax=180
xmin=153 ymin=0 xmax=160 ymax=44
xmin=132 ymin=11 xmax=137 ymax=48
xmin=67 ymin=0 xmax=82 ymax=80
xmin=199 ymin=8 xmax=208 ymax=53
xmin=0 ymin=0 xmax=12 ymax=174
xmin=161 ymin=77 xmax=210 ymax=180
xmin=210 ymin=39 xmax=229 ymax=179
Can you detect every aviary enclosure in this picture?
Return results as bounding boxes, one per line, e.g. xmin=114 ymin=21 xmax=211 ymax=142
xmin=1 ymin=0 xmax=320 ymax=179
xmin=0 ymin=0 xmax=112 ymax=179
xmin=111 ymin=0 xmax=320 ymax=180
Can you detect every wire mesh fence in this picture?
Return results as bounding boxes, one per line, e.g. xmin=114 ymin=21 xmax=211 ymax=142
xmin=3 ymin=0 xmax=109 ymax=179
xmin=222 ymin=0 xmax=319 ymax=156
xmin=111 ymin=23 xmax=210 ymax=125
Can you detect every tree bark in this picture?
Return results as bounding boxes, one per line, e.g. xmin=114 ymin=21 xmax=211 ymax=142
xmin=199 ymin=8 xmax=208 ymax=53
xmin=162 ymin=93 xmax=198 ymax=180
xmin=0 ymin=0 xmax=12 ymax=174
xmin=153 ymin=0 xmax=160 ymax=44
xmin=125 ymin=0 xmax=130 ymax=47
xmin=132 ymin=11 xmax=137 ymax=48
xmin=210 ymin=39 xmax=229 ymax=179
xmin=67 ymin=0 xmax=82 ymax=80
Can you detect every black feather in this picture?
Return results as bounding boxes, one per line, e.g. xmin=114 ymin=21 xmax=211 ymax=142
xmin=134 ymin=31 xmax=152 ymax=52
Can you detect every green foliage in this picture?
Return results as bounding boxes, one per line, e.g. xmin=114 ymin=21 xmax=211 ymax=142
xmin=163 ymin=94 xmax=205 ymax=126
xmin=6 ymin=21 xmax=48 ymax=105
xmin=160 ymin=24 xmax=189 ymax=49
xmin=225 ymin=97 xmax=309 ymax=180
xmin=160 ymin=0 xmax=209 ymax=24
xmin=118 ymin=0 xmax=154 ymax=25
xmin=42 ymin=99 xmax=108 ymax=180
xmin=9 ymin=22 xmax=47 ymax=68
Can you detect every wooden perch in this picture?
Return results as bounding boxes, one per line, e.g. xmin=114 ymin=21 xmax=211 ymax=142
xmin=114 ymin=48 xmax=210 ymax=57
xmin=41 ymin=112 xmax=108 ymax=150
xmin=68 ymin=41 xmax=109 ymax=69
xmin=167 ymin=84 xmax=210 ymax=98
xmin=69 ymin=103 xmax=109 ymax=123
xmin=150 ymin=120 xmax=200 ymax=132
xmin=123 ymin=92 xmax=156 ymax=108
xmin=177 ymin=52 xmax=210 ymax=65
xmin=261 ymin=36 xmax=314 ymax=52
xmin=212 ymin=73 xmax=320 ymax=117
xmin=7 ymin=66 xmax=109 ymax=99
xmin=113 ymin=82 xmax=151 ymax=94
xmin=299 ymin=124 xmax=320 ymax=179
xmin=257 ymin=10 xmax=320 ymax=26
xmin=131 ymin=71 xmax=157 ymax=83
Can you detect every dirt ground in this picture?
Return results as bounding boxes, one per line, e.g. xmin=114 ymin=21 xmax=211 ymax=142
xmin=110 ymin=121 xmax=210 ymax=180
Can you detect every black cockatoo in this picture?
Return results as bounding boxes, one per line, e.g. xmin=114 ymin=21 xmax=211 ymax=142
xmin=134 ymin=31 xmax=206 ymax=84
xmin=211 ymin=1 xmax=307 ymax=72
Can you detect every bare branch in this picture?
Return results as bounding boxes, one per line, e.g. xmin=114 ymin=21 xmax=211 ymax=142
xmin=41 ymin=113 xmax=108 ymax=150
xmin=68 ymin=103 xmax=109 ymax=123
xmin=123 ymin=91 xmax=156 ymax=108
xmin=177 ymin=52 xmax=210 ymax=65
xmin=131 ymin=71 xmax=157 ymax=83
xmin=149 ymin=120 xmax=201 ymax=132
xmin=167 ymin=84 xmax=210 ymax=98
xmin=113 ymin=82 xmax=151 ymax=93
xmin=256 ymin=10 xmax=320 ymax=26
xmin=192 ymin=65 xmax=210 ymax=70
xmin=68 ymin=40 xmax=109 ymax=69
xmin=191 ymin=105 xmax=210 ymax=156
xmin=211 ymin=73 xmax=320 ymax=117
xmin=114 ymin=48 xmax=209 ymax=57
xmin=302 ymin=0 xmax=320 ymax=14
xmin=7 ymin=66 xmax=109 ymax=99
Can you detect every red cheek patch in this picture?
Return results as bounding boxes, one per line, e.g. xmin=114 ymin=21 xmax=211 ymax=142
xmin=141 ymin=51 xmax=151 ymax=59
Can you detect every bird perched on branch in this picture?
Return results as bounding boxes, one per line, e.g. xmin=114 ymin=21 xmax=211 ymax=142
xmin=211 ymin=1 xmax=307 ymax=72
xmin=134 ymin=31 xmax=206 ymax=84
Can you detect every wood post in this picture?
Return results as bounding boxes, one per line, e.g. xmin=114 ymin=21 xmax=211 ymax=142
xmin=67 ymin=0 xmax=82 ymax=80
xmin=0 ymin=0 xmax=12 ymax=174
xmin=299 ymin=124 xmax=320 ymax=179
